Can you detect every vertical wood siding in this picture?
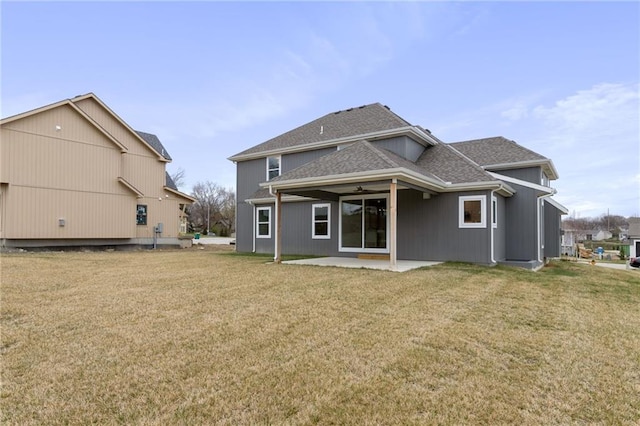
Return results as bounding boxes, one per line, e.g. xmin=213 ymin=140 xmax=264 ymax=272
xmin=1 ymin=98 xmax=188 ymax=241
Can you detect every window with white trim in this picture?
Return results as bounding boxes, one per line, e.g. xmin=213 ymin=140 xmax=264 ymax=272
xmin=312 ymin=203 xmax=331 ymax=239
xmin=459 ymin=195 xmax=486 ymax=228
xmin=266 ymin=156 xmax=281 ymax=180
xmin=256 ymin=206 xmax=271 ymax=238
xmin=492 ymin=196 xmax=498 ymax=228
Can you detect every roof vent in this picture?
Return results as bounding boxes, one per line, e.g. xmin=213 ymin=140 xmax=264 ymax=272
xmin=384 ymin=105 xmax=390 ymax=110
xmin=347 ymin=108 xmax=353 ymax=112
xmin=359 ymin=105 xmax=366 ymax=109
xmin=320 ymin=125 xmax=323 ymax=135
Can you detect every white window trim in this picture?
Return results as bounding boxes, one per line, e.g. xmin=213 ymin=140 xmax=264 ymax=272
xmin=312 ymin=203 xmax=331 ymax=239
xmin=459 ymin=195 xmax=487 ymax=228
xmin=266 ymin=155 xmax=281 ymax=181
xmin=339 ymin=194 xmax=390 ymax=253
xmin=256 ymin=206 xmax=271 ymax=238
xmin=492 ymin=196 xmax=498 ymax=228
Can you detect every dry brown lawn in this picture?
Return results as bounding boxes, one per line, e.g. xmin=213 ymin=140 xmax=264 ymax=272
xmin=1 ymin=246 xmax=639 ymax=425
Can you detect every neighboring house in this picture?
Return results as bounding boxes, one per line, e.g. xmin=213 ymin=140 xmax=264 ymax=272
xmin=0 ymin=93 xmax=195 ymax=248
xmin=629 ymin=218 xmax=640 ymax=258
xmin=229 ymin=103 xmax=568 ymax=269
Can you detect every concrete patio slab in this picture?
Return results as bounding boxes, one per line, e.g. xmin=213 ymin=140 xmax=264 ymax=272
xmin=282 ymin=257 xmax=441 ymax=272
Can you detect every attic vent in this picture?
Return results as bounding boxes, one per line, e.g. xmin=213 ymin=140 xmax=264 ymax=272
xmin=383 ymin=105 xmax=390 ymax=110
xmin=359 ymin=105 xmax=366 ymax=109
xmin=346 ymin=108 xmax=353 ymax=112
xmin=334 ymin=110 xmax=341 ymax=115
xmin=320 ymin=125 xmax=323 ymax=135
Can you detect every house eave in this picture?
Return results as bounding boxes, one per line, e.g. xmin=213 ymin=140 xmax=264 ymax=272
xmin=118 ymin=177 xmax=144 ymax=198
xmin=228 ymin=126 xmax=438 ymax=162
xmin=164 ymin=186 xmax=196 ymax=202
xmin=260 ymin=168 xmax=515 ymax=197
xmin=483 ymin=159 xmax=559 ymax=180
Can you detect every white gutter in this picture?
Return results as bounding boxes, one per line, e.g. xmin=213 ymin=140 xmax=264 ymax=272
xmin=246 ymin=199 xmax=256 ymax=253
xmin=538 ymin=191 xmax=556 ymax=263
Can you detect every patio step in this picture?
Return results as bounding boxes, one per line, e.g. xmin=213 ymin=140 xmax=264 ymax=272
xmin=357 ymin=254 xmax=390 ymax=261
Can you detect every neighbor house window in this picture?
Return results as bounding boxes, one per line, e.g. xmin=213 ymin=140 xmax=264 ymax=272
xmin=267 ymin=156 xmax=281 ymax=180
xmin=459 ymin=195 xmax=486 ymax=228
xmin=492 ymin=196 xmax=498 ymax=228
xmin=136 ymin=204 xmax=147 ymax=225
xmin=312 ymin=203 xmax=331 ymax=239
xmin=256 ymin=206 xmax=271 ymax=238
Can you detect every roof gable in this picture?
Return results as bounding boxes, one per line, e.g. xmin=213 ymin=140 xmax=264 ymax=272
xmin=449 ymin=136 xmax=558 ymax=179
xmin=269 ymin=140 xmax=442 ymax=183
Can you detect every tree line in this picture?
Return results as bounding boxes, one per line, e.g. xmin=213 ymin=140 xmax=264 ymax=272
xmin=562 ymin=214 xmax=635 ymax=237
xmin=171 ymin=168 xmax=235 ymax=237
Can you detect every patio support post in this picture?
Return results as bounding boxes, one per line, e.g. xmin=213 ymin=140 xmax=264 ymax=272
xmin=275 ymin=190 xmax=282 ymax=263
xmin=390 ymin=179 xmax=397 ymax=270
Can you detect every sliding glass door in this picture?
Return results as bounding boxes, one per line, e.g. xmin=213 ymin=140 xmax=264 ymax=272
xmin=340 ymin=195 xmax=388 ymax=252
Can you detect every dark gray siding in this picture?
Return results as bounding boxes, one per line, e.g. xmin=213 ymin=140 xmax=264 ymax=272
xmin=280 ymin=201 xmax=341 ymax=256
xmin=397 ymin=190 xmax=493 ymax=264
xmin=504 ymin=183 xmax=539 ymax=261
xmin=371 ymin=136 xmax=425 ymax=162
xmin=544 ymin=201 xmax=562 ymax=258
xmin=236 ymin=158 xmax=268 ymax=252
xmin=493 ymin=195 xmax=506 ymax=261
xmin=283 ymin=148 xmax=336 ymax=172
xmin=497 ymin=167 xmax=542 ymax=185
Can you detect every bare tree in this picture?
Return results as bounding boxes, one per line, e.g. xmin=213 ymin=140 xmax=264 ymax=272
xmin=190 ymin=181 xmax=235 ymax=236
xmin=169 ymin=167 xmax=186 ymax=190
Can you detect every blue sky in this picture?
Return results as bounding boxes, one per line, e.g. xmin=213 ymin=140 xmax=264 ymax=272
xmin=2 ymin=1 xmax=639 ymax=218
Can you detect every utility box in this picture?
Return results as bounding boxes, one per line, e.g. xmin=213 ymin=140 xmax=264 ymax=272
xmin=155 ymin=223 xmax=163 ymax=233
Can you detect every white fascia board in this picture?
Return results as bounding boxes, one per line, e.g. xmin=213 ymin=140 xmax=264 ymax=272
xmin=228 ymin=126 xmax=437 ymax=162
xmin=444 ymin=181 xmax=515 ymax=197
xmin=260 ymin=168 xmax=448 ymax=193
xmin=261 ymin=167 xmax=516 ymax=197
xmin=546 ymin=197 xmax=570 ymax=214
xmin=484 ymin=159 xmax=559 ymax=180
xmin=489 ymin=172 xmax=555 ymax=195
xmin=244 ymin=195 xmax=313 ymax=204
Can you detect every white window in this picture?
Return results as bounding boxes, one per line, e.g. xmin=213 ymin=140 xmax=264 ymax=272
xmin=266 ymin=156 xmax=281 ymax=180
xmin=312 ymin=203 xmax=331 ymax=239
xmin=256 ymin=206 xmax=271 ymax=238
xmin=459 ymin=195 xmax=486 ymax=228
xmin=492 ymin=196 xmax=498 ymax=228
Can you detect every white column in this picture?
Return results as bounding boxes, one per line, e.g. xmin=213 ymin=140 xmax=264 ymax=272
xmin=275 ymin=190 xmax=282 ymax=263
xmin=390 ymin=179 xmax=397 ymax=270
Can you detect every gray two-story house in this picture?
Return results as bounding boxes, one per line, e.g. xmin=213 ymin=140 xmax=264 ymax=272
xmin=229 ymin=103 xmax=567 ymax=269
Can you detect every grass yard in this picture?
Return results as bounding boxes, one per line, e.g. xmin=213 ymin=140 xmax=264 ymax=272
xmin=2 ymin=247 xmax=639 ymax=425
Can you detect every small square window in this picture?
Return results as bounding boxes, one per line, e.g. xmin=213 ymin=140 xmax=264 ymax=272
xmin=136 ymin=204 xmax=147 ymax=225
xmin=459 ymin=196 xmax=486 ymax=228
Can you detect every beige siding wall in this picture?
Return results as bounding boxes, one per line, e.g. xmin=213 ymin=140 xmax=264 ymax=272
xmin=0 ymin=97 xmax=190 ymax=242
xmin=74 ymin=97 xmax=159 ymax=158
xmin=3 ymin=186 xmax=134 ymax=238
xmin=135 ymin=195 xmax=184 ymax=239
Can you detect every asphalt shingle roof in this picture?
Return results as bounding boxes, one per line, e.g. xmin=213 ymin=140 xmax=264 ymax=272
xmin=449 ymin=136 xmax=547 ymax=166
xmin=269 ymin=140 xmax=442 ymax=183
xmin=232 ymin=103 xmax=411 ymax=157
xmin=136 ymin=131 xmax=173 ymax=161
xmin=417 ymin=144 xmax=497 ymax=184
